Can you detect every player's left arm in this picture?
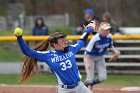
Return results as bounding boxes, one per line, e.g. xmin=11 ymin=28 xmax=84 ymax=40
xmin=72 ymin=20 xmax=97 ymax=53
xmin=72 ymin=27 xmax=92 ymax=54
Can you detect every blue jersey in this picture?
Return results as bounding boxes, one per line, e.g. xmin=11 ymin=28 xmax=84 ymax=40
xmin=85 ymin=33 xmax=113 ymax=56
xmin=17 ymin=36 xmax=84 ymax=85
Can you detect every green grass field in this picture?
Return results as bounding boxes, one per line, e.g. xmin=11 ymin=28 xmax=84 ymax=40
xmin=0 ymin=42 xmax=22 ymax=62
xmin=0 ymin=29 xmax=140 ymax=86
xmin=0 ymin=27 xmax=72 ymax=36
xmin=0 ymin=74 xmax=140 ymax=86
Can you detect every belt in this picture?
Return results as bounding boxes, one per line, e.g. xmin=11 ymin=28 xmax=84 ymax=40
xmin=61 ymin=82 xmax=80 ymax=89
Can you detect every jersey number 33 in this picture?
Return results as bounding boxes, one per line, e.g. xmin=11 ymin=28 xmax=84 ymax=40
xmin=60 ymin=60 xmax=72 ymax=71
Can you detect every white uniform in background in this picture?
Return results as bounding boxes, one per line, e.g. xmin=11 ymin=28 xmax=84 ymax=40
xmin=84 ymin=22 xmax=120 ymax=89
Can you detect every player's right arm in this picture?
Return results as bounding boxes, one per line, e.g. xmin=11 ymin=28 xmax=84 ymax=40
xmin=72 ymin=27 xmax=92 ymax=54
xmin=14 ymin=28 xmax=48 ymax=61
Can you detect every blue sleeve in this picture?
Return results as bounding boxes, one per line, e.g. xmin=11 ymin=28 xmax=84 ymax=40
xmin=17 ymin=36 xmax=48 ymax=62
xmin=71 ymin=27 xmax=92 ymax=54
xmin=71 ymin=40 xmax=84 ymax=54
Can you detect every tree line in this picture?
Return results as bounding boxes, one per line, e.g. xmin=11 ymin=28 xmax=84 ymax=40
xmin=0 ymin=0 xmax=139 ymax=26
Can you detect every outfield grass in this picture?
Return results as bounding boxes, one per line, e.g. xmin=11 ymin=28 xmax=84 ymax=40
xmin=103 ymin=74 xmax=140 ymax=86
xmin=0 ymin=74 xmax=140 ymax=86
xmin=0 ymin=42 xmax=22 ymax=62
xmin=0 ymin=30 xmax=32 ymax=36
xmin=0 ymin=27 xmax=72 ymax=36
xmin=0 ymin=73 xmax=56 ymax=85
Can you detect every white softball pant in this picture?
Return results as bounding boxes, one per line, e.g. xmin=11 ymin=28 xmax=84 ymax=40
xmin=56 ymin=81 xmax=93 ymax=93
xmin=84 ymin=55 xmax=107 ymax=83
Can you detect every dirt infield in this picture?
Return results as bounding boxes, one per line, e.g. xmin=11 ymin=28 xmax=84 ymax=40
xmin=0 ymin=84 xmax=139 ymax=93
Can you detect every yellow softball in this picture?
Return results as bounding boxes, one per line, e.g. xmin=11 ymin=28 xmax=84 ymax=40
xmin=14 ymin=28 xmax=23 ymax=36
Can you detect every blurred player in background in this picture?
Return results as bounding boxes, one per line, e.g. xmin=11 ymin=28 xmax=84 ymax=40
xmin=84 ymin=22 xmax=120 ymax=90
xmin=73 ymin=9 xmax=94 ymax=35
xmin=103 ymin=13 xmax=120 ymax=34
xmin=72 ymin=8 xmax=101 ymax=44
xmin=14 ymin=20 xmax=98 ymax=93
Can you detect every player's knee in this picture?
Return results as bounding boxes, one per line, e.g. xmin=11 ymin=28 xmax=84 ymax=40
xmin=98 ymin=76 xmax=107 ymax=82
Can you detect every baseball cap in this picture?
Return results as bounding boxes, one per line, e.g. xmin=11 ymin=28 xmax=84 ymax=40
xmin=84 ymin=9 xmax=94 ymax=15
xmin=99 ymin=22 xmax=111 ymax=30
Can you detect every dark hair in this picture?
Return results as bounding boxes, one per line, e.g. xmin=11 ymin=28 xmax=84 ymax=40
xmin=35 ymin=16 xmax=45 ymax=26
xmin=49 ymin=33 xmax=67 ymax=43
xmin=94 ymin=16 xmax=103 ymax=23
xmin=19 ymin=32 xmax=66 ymax=83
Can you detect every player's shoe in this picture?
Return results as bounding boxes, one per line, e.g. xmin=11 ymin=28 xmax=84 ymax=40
xmin=84 ymin=81 xmax=92 ymax=87
xmin=88 ymin=85 xmax=93 ymax=91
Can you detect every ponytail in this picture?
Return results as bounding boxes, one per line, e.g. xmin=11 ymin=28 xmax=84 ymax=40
xmin=19 ymin=39 xmax=49 ymax=83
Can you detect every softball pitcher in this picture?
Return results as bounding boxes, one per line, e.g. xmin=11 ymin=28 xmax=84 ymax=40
xmin=14 ymin=20 xmax=97 ymax=93
xmin=84 ymin=22 xmax=120 ymax=89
